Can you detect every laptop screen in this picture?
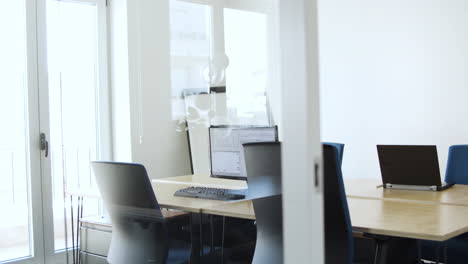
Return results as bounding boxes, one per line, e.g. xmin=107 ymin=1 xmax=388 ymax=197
xmin=377 ymin=145 xmax=442 ymax=186
xmin=209 ymin=126 xmax=278 ymax=180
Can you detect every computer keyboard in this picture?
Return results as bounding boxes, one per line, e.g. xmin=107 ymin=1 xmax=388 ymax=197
xmin=174 ymin=186 xmax=246 ymax=201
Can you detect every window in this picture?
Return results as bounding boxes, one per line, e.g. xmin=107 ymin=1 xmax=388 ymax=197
xmin=0 ymin=0 xmax=32 ymax=261
xmin=169 ymin=0 xmax=212 ymax=120
xmin=224 ymin=8 xmax=270 ymax=125
xmin=46 ymin=0 xmax=110 ymax=251
xmin=169 ymin=0 xmax=276 ymax=127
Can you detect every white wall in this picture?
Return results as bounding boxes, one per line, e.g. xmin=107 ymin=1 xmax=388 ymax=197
xmin=108 ymin=0 xmax=192 ymax=179
xmin=318 ymin=0 xmax=468 ymax=179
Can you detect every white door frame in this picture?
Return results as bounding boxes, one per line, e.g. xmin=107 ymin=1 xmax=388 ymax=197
xmin=280 ymin=0 xmax=324 ymax=263
xmin=36 ymin=0 xmax=55 ymax=263
xmin=20 ymin=0 xmax=47 ymax=263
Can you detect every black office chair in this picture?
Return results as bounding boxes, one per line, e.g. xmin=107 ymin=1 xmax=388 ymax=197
xmin=243 ymin=142 xmax=283 ymax=264
xmin=91 ymin=161 xmax=190 ymax=264
xmin=322 ymin=142 xmax=345 ymax=167
xmin=323 ymin=143 xmax=354 ymax=264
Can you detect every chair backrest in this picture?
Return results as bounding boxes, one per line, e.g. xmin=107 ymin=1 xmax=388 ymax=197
xmin=91 ymin=161 xmax=162 ymax=216
xmin=445 ymin=145 xmax=468 ymax=185
xmin=323 ymin=143 xmax=353 ymax=264
xmin=243 ymin=141 xmax=282 ymax=198
xmin=91 ymin=162 xmax=168 ymax=264
xmin=243 ymin=142 xmax=283 ymax=264
xmin=322 ymin=142 xmax=345 ymax=166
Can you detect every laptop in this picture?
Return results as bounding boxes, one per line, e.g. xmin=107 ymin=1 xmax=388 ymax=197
xmin=377 ymin=145 xmax=454 ymax=191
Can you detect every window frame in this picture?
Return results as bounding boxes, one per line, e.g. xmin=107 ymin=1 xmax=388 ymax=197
xmin=171 ymin=0 xmax=279 ymax=125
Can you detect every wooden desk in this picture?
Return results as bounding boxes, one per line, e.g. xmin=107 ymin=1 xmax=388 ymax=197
xmin=204 ymin=198 xmax=468 ymax=241
xmin=203 ymin=200 xmax=256 ymax=220
xmin=152 ymin=175 xmax=468 ymax=242
xmin=349 ymin=198 xmax=468 ymax=241
xmin=345 ymin=178 xmax=468 ymax=207
xmin=151 ymin=175 xmax=247 ymax=213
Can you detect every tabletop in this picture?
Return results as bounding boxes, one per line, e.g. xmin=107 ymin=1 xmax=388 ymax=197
xmin=348 ymin=198 xmax=468 ymax=241
xmin=203 ymin=197 xmax=468 ymax=241
xmin=152 ymin=175 xmax=468 ymax=242
xmin=344 ymin=178 xmax=468 ymax=207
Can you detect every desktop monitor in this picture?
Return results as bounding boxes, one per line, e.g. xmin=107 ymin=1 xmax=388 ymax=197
xmin=209 ymin=126 xmax=278 ymax=180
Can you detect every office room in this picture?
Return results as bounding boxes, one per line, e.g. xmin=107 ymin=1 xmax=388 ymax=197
xmin=1 ymin=0 xmax=468 ymax=263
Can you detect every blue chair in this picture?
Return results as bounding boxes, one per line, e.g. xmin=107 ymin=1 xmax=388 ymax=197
xmin=322 ymin=142 xmax=345 ymax=166
xmin=323 ymin=143 xmax=354 ymax=264
xmin=445 ymin=145 xmax=468 ymax=185
xmin=421 ymin=145 xmax=468 ymax=263
xmin=324 ymin=143 xmax=419 ymax=264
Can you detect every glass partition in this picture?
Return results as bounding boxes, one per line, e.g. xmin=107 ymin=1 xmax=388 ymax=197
xmin=169 ymin=0 xmax=279 ymax=175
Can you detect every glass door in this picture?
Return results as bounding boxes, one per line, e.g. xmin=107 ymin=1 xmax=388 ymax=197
xmin=43 ymin=0 xmax=110 ymax=263
xmin=0 ymin=0 xmax=109 ymax=263
xmin=0 ymin=0 xmax=46 ymax=263
xmin=45 ymin=0 xmax=109 ymax=252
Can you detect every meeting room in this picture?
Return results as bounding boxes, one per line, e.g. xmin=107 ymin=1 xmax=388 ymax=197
xmin=1 ymin=0 xmax=468 ymax=264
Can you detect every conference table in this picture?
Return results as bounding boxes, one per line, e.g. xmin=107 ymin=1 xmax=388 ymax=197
xmin=151 ymin=175 xmax=468 ymax=242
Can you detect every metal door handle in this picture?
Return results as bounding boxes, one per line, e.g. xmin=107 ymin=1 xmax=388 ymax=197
xmin=40 ymin=133 xmax=49 ymax=158
xmin=314 ymin=162 xmax=319 ymax=188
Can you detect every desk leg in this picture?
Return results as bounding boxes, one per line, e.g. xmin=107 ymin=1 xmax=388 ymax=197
xmin=210 ymin=215 xmax=214 ymax=256
xmin=189 ymin=213 xmax=202 ymax=263
xmin=221 ymin=216 xmax=225 ymax=264
xmin=417 ymin=240 xmax=421 ymax=263
xmin=443 ymin=242 xmax=447 ymax=264
xmin=199 ymin=213 xmax=203 ymax=257
xmin=371 ymin=235 xmax=419 ymax=264
xmin=434 ymin=242 xmax=448 ymax=264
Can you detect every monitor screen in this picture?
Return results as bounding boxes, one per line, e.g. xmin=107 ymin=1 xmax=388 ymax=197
xmin=209 ymin=126 xmax=278 ymax=180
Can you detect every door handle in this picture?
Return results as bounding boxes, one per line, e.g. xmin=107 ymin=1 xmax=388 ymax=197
xmin=313 ymin=157 xmax=323 ymax=193
xmin=314 ymin=162 xmax=319 ymax=188
xmin=40 ymin=133 xmax=49 ymax=158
